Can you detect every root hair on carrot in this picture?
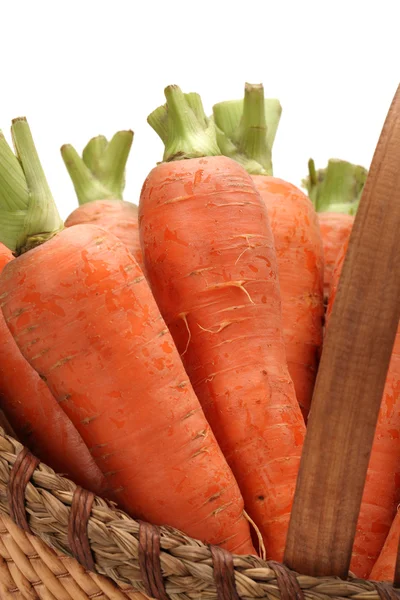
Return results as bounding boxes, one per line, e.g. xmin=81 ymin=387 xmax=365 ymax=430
xmin=207 ymin=280 xmax=255 ymax=305
xmin=243 ymin=510 xmax=266 ymax=560
xmin=179 ymin=312 xmax=191 ymax=356
xmin=212 ymin=502 xmax=233 ymax=516
xmin=187 ymin=266 xmax=214 ymax=277
xmin=198 ymin=317 xmax=250 ymax=335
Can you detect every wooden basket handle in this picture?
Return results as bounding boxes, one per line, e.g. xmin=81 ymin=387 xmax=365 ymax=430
xmin=284 ymin=84 xmax=400 ymax=578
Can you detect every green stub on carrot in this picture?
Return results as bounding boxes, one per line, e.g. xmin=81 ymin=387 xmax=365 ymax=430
xmin=0 ymin=118 xmax=64 ymax=254
xmin=302 ymin=158 xmax=368 ymax=214
xmin=61 ymin=130 xmax=134 ymax=205
xmin=212 ymin=83 xmax=282 ymax=176
xmin=147 ymin=86 xmax=221 ymax=162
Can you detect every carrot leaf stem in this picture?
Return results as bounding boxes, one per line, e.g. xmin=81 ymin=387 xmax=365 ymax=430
xmin=238 ymin=83 xmax=272 ymax=173
xmin=61 ymin=145 xmax=114 ymax=205
xmin=99 ymin=130 xmax=133 ymax=196
xmin=212 ymin=83 xmax=282 ymax=176
xmin=82 ymin=135 xmax=108 ymax=174
xmin=302 ymin=159 xmax=319 ymax=208
xmin=61 ymin=130 xmax=134 ymax=205
xmin=147 ymin=106 xmax=168 ymax=144
xmin=302 ymin=158 xmax=368 ymax=214
xmin=0 ymin=118 xmax=63 ymax=254
xmin=148 ymin=85 xmax=220 ymax=162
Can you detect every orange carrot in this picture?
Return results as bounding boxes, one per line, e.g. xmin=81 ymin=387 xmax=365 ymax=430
xmin=61 ymin=131 xmax=143 ymax=267
xmin=302 ymin=158 xmax=367 ymax=300
xmin=318 ymin=212 xmax=354 ymax=298
xmin=370 ymin=509 xmax=400 ymax=582
xmin=328 ymin=239 xmax=400 ymax=578
xmin=0 ymin=118 xmax=255 ymax=555
xmin=0 ymin=242 xmax=107 ymax=495
xmin=141 ymin=86 xmax=305 ymax=560
xmin=213 ymin=84 xmax=324 ymax=419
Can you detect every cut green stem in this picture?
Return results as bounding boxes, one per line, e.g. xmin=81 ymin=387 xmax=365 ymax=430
xmin=61 ymin=145 xmax=115 ymax=205
xmin=212 ymin=83 xmax=282 ymax=176
xmin=148 ymin=85 xmax=220 ymax=162
xmin=302 ymin=158 xmax=368 ymax=214
xmin=82 ymin=135 xmax=108 ymax=175
xmin=61 ymin=130 xmax=134 ymax=205
xmin=0 ymin=118 xmax=63 ymax=254
xmin=147 ymin=106 xmax=168 ymax=145
xmin=100 ymin=130 xmax=133 ymax=196
xmin=239 ymin=83 xmax=272 ymax=174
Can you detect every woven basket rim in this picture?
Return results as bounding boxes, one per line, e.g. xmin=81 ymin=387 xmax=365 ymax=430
xmin=0 ymin=427 xmax=395 ymax=600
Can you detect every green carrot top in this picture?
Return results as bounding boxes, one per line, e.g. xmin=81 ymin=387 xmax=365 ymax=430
xmin=0 ymin=118 xmax=63 ymax=255
xmin=61 ymin=129 xmax=134 ymax=206
xmin=147 ymin=85 xmax=221 ymax=162
xmin=302 ymin=158 xmax=368 ymax=215
xmin=212 ymin=83 xmax=282 ymax=176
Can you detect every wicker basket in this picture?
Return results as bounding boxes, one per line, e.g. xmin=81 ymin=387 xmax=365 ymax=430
xmin=0 ymin=427 xmax=394 ymax=600
xmin=1 ymin=88 xmax=400 ymax=600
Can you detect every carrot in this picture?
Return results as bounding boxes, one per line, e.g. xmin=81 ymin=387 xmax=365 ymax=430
xmin=61 ymin=130 xmax=143 ymax=267
xmin=302 ymin=158 xmax=367 ymax=300
xmin=213 ymin=83 xmax=324 ymax=419
xmin=317 ymin=212 xmax=354 ymax=301
xmin=370 ymin=509 xmax=400 ymax=582
xmin=0 ymin=242 xmax=107 ymax=495
xmin=328 ymin=239 xmax=400 ymax=578
xmin=0 ymin=117 xmax=254 ymax=555
xmin=141 ymin=86 xmax=306 ymax=560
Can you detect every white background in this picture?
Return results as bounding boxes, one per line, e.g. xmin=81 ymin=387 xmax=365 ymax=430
xmin=0 ymin=1 xmax=399 ymax=219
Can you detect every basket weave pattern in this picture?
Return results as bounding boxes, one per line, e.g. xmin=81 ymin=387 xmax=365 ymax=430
xmin=0 ymin=428 xmax=395 ymax=600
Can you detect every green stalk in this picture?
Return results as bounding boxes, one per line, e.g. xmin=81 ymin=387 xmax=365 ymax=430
xmin=61 ymin=129 xmax=134 ymax=205
xmin=82 ymin=135 xmax=108 ymax=175
xmin=302 ymin=158 xmax=368 ymax=214
xmin=0 ymin=118 xmax=63 ymax=255
xmin=212 ymin=83 xmax=282 ymax=175
xmin=147 ymin=106 xmax=168 ymax=145
xmin=147 ymin=85 xmax=220 ymax=162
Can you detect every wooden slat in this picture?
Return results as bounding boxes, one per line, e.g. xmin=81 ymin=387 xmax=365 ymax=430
xmin=284 ymin=84 xmax=400 ymax=578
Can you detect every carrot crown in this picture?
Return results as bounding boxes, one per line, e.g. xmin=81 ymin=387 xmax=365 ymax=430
xmin=302 ymin=158 xmax=368 ymax=215
xmin=148 ymin=85 xmax=220 ymax=161
xmin=212 ymin=83 xmax=282 ymax=176
xmin=61 ymin=130 xmax=134 ymax=206
xmin=0 ymin=118 xmax=63 ymax=255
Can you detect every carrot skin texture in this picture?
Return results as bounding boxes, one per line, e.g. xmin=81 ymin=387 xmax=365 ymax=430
xmin=0 ymin=244 xmax=107 ymax=495
xmin=318 ymin=212 xmax=354 ymax=299
xmin=328 ymin=241 xmax=400 ymax=578
xmin=0 ymin=225 xmax=254 ymax=555
xmin=253 ymin=176 xmax=324 ymax=419
xmin=65 ymin=199 xmax=143 ymax=268
xmin=370 ymin=510 xmax=400 ymax=582
xmin=139 ymin=156 xmax=306 ymax=561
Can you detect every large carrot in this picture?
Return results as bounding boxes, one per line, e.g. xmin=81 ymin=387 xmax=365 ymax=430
xmin=61 ymin=130 xmax=143 ymax=267
xmin=141 ymin=86 xmax=306 ymax=560
xmin=302 ymin=158 xmax=367 ymax=300
xmin=0 ymin=117 xmax=254 ymax=555
xmin=328 ymin=240 xmax=400 ymax=578
xmin=213 ymin=84 xmax=324 ymax=419
xmin=0 ymin=240 xmax=106 ymax=495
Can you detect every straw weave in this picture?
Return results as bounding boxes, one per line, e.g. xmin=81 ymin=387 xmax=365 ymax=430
xmin=0 ymin=429 xmax=392 ymax=600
